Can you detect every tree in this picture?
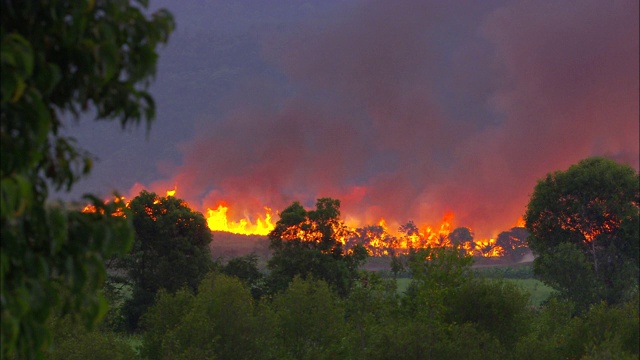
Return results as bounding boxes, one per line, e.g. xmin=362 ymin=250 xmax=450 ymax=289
xmin=139 ymin=288 xmax=195 ymax=360
xmin=398 ymin=220 xmax=422 ymax=249
xmin=142 ymin=273 xmax=260 ymax=360
xmin=525 ymin=157 xmax=639 ymax=308
xmin=349 ymin=224 xmax=395 ymax=256
xmin=449 ymin=226 xmax=474 ymax=256
xmin=514 ymin=298 xmax=639 ymax=359
xmin=121 ymin=190 xmax=213 ymax=330
xmin=449 ymin=227 xmax=474 ymax=245
xmin=446 ymin=278 xmax=531 ymax=348
xmin=379 ymin=248 xmax=509 ymax=360
xmin=496 ymin=227 xmax=530 ymax=262
xmin=222 ymin=253 xmax=266 ymax=299
xmin=270 ymin=277 xmax=348 ymax=359
xmin=343 ymin=272 xmax=400 ymax=357
xmin=267 ymin=198 xmax=368 ymax=297
xmin=1 ymin=1 xmax=174 ymax=357
xmin=46 ymin=315 xmax=137 ymax=360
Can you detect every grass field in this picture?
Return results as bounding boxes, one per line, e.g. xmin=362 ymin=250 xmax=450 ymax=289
xmin=394 ymin=277 xmax=555 ymax=306
xmin=501 ymin=278 xmax=555 ymax=306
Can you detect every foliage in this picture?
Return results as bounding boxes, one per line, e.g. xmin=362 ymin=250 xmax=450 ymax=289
xmin=449 ymin=227 xmax=474 ymax=245
xmin=0 ymin=0 xmax=173 ymax=357
xmin=121 ymin=190 xmax=213 ymax=331
xmin=270 ymin=276 xmax=349 ymax=359
xmin=343 ymin=272 xmax=400 ymax=358
xmin=446 ymin=278 xmax=532 ymax=347
xmin=267 ymin=198 xmax=368 ymax=297
xmin=514 ymin=298 xmax=640 ymax=360
xmin=524 ymin=157 xmax=639 ymax=309
xmin=44 ymin=315 xmax=137 ymax=360
xmin=384 ymin=247 xmax=513 ymax=359
xmin=139 ymin=288 xmax=195 ymax=360
xmin=495 ymin=227 xmax=530 ymax=262
xmin=1 ymin=198 xmax=134 ymax=358
xmin=143 ymin=273 xmax=259 ymax=360
xmin=348 ymin=224 xmax=400 ymax=257
xmin=402 ymin=247 xmax=474 ymax=333
xmin=570 ymin=300 xmax=639 ymax=359
xmin=131 ymin=238 xmax=637 ymax=359
xmin=533 ymin=242 xmax=601 ymax=310
xmin=407 ymin=246 xmax=474 ymax=292
xmin=222 ymin=253 xmax=266 ymax=299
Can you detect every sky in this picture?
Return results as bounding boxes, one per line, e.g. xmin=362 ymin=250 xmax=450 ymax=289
xmin=62 ymin=0 xmax=639 ymax=238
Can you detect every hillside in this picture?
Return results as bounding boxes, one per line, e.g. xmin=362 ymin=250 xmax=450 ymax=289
xmin=209 ymin=231 xmax=271 ymax=260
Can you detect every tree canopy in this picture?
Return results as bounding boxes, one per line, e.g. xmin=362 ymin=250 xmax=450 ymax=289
xmin=267 ymin=198 xmax=368 ymax=297
xmin=1 ymin=1 xmax=174 ymax=356
xmin=496 ymin=227 xmax=530 ymax=262
xmin=525 ymin=157 xmax=639 ymax=309
xmin=121 ymin=190 xmax=213 ymax=330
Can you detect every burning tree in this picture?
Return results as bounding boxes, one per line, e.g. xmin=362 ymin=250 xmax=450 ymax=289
xmin=349 ymin=224 xmax=397 ymax=257
xmin=267 ymin=198 xmax=368 ymax=297
xmin=121 ymin=191 xmax=214 ymax=330
xmin=495 ymin=227 xmax=530 ymax=262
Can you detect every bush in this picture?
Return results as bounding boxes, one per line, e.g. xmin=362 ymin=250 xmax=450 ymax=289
xmin=446 ymin=278 xmax=532 ymax=348
xmin=141 ymin=273 xmax=261 ymax=360
xmin=46 ymin=316 xmax=136 ymax=360
xmin=270 ymin=277 xmax=349 ymax=359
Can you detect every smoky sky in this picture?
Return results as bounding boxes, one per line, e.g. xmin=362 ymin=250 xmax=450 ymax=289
xmin=67 ymin=0 xmax=639 ymax=237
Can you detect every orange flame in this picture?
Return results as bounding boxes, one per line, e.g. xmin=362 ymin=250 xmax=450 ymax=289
xmin=343 ymin=212 xmax=507 ymax=257
xmin=81 ymin=195 xmax=128 ymax=216
xmin=206 ymin=204 xmax=275 ymax=235
xmin=166 ymin=187 xmax=275 ymax=235
xmin=83 ymin=187 xmax=517 ymax=257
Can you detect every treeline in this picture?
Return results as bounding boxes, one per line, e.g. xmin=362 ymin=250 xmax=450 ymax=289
xmin=39 ymin=158 xmax=640 ymax=359
xmin=47 ymin=252 xmax=638 ymax=360
xmin=42 ymin=192 xmax=639 ymax=359
xmin=345 ymin=222 xmax=530 ymax=260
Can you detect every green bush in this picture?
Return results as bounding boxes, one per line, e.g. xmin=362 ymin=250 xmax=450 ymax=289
xmin=141 ymin=273 xmax=261 ymax=360
xmin=446 ymin=278 xmax=532 ymax=348
xmin=514 ymin=298 xmax=640 ymax=360
xmin=269 ymin=276 xmax=350 ymax=359
xmin=45 ymin=316 xmax=136 ymax=360
xmin=140 ymin=288 xmax=195 ymax=360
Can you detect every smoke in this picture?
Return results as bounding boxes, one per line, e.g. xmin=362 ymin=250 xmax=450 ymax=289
xmin=143 ymin=0 xmax=638 ymax=237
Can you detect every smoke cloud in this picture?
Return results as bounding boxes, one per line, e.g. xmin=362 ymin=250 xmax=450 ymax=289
xmin=141 ymin=0 xmax=638 ymax=237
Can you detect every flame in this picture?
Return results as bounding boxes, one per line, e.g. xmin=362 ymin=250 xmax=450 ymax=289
xmin=206 ymin=204 xmax=275 ymax=235
xmin=473 ymin=237 xmax=504 ymax=258
xmin=81 ymin=195 xmax=128 ymax=216
xmin=341 ymin=212 xmax=507 ymax=257
xmin=82 ymin=186 xmax=518 ymax=257
xmin=82 ymin=204 xmax=96 ymax=213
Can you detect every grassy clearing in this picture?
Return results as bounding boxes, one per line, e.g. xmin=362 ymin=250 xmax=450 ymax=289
xmin=501 ymin=278 xmax=555 ymax=306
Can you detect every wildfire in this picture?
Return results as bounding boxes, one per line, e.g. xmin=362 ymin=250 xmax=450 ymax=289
xmin=349 ymin=213 xmax=505 ymax=258
xmin=472 ymin=238 xmax=504 ymax=258
xmin=83 ymin=187 xmax=518 ymax=258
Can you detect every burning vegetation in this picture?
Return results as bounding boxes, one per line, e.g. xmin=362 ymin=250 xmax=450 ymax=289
xmin=84 ymin=187 xmax=530 ymax=259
